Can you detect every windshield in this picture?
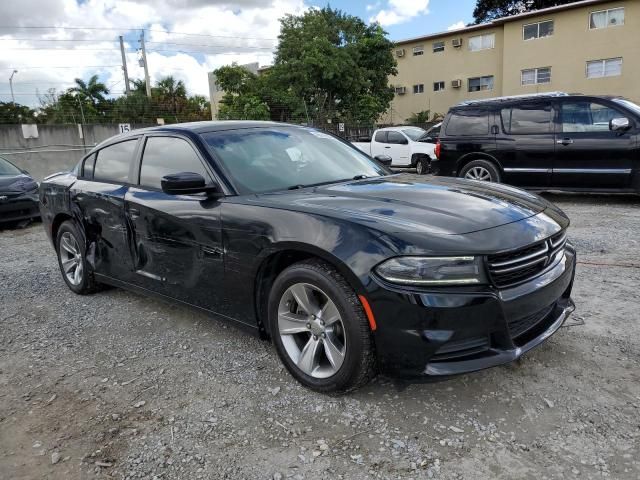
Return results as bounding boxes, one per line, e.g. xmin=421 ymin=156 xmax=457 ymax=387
xmin=401 ymin=127 xmax=426 ymax=141
xmin=203 ymin=127 xmax=388 ymax=194
xmin=612 ymin=98 xmax=640 ymax=117
xmin=0 ymin=156 xmax=22 ymax=176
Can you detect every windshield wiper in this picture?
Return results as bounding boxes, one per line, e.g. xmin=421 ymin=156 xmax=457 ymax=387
xmin=352 ymin=174 xmax=368 ymax=180
xmin=287 ymin=184 xmax=306 ymax=190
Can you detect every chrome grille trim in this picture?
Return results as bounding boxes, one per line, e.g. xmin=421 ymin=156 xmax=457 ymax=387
xmin=487 ymin=230 xmax=568 ymax=288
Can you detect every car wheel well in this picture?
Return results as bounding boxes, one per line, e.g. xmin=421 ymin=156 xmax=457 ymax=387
xmin=51 ymin=213 xmax=73 ymax=244
xmin=254 ymin=250 xmax=365 ymax=340
xmin=457 ymin=156 xmax=502 ymax=176
xmin=411 ymin=153 xmax=429 ymax=166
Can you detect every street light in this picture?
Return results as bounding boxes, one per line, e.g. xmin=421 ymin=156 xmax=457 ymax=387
xmin=9 ymin=70 xmax=18 ymax=103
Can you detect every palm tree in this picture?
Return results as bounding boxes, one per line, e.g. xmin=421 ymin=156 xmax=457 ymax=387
xmin=129 ymin=78 xmax=148 ymax=95
xmin=70 ymin=75 xmax=109 ymax=106
xmin=155 ymin=76 xmax=187 ymax=115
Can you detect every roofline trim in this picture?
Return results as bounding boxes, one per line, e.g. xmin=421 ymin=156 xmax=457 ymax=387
xmin=394 ymin=0 xmax=617 ymax=46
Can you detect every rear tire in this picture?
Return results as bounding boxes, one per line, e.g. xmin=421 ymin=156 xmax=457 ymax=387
xmin=268 ymin=259 xmax=376 ymax=393
xmin=415 ymin=156 xmax=429 ymax=175
xmin=459 ymin=159 xmax=501 ymax=183
xmin=55 ymin=220 xmax=97 ymax=295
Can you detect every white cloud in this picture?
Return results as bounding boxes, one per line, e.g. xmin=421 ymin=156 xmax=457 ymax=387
xmin=447 ymin=21 xmax=466 ymax=31
xmin=369 ymin=0 xmax=430 ymax=27
xmin=0 ymin=0 xmax=307 ymax=106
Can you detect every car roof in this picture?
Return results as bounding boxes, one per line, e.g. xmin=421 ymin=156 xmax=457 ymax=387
xmin=92 ymin=121 xmax=301 ymax=151
xmin=452 ymin=93 xmax=625 ymax=110
xmin=379 ymin=126 xmax=425 ymax=131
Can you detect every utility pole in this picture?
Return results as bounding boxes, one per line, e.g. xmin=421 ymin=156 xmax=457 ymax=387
xmin=119 ymin=36 xmax=131 ymax=95
xmin=9 ymin=70 xmax=18 ymax=103
xmin=139 ymin=30 xmax=152 ymax=98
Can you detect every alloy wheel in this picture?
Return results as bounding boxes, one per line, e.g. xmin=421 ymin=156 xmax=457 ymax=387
xmin=59 ymin=232 xmax=83 ymax=286
xmin=464 ymin=166 xmax=492 ymax=181
xmin=277 ymin=283 xmax=346 ymax=379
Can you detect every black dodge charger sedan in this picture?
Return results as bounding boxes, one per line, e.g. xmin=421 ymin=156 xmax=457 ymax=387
xmin=0 ymin=155 xmax=40 ymax=224
xmin=39 ymin=121 xmax=576 ymax=392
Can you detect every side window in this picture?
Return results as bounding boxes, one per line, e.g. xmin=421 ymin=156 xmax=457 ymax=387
xmin=94 ymin=140 xmax=137 ymax=183
xmin=139 ymin=136 xmax=211 ymax=190
xmin=374 ymin=131 xmax=387 ymax=143
xmin=387 ymin=131 xmax=407 ymax=144
xmin=82 ymin=153 xmax=96 ymax=179
xmin=501 ymin=103 xmax=553 ymax=134
xmin=561 ymin=102 xmax=624 ymax=133
xmin=445 ymin=109 xmax=489 ymax=136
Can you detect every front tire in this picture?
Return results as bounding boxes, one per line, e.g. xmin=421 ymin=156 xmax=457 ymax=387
xmin=268 ymin=259 xmax=376 ymax=393
xmin=56 ymin=220 xmax=97 ymax=295
xmin=459 ymin=159 xmax=501 ymax=183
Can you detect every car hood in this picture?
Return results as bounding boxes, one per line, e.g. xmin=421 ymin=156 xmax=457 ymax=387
xmin=256 ymin=176 xmax=560 ymax=236
xmin=0 ymin=174 xmax=37 ymax=192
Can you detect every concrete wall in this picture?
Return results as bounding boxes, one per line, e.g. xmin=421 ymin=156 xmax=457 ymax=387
xmin=0 ymin=124 xmax=151 ymax=180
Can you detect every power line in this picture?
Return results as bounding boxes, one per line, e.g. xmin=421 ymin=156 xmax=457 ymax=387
xmin=5 ymin=65 xmax=122 ymax=69
xmin=0 ymin=25 xmax=276 ymax=40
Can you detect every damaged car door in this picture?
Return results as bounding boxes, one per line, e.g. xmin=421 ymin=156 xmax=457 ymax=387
xmin=123 ymin=134 xmax=225 ymax=311
xmin=72 ymin=138 xmax=140 ymax=278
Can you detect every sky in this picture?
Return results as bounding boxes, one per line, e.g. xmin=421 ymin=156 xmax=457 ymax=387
xmin=0 ymin=0 xmax=477 ymax=107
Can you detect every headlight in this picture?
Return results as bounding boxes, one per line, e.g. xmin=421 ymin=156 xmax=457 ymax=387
xmin=375 ymin=256 xmax=486 ymax=286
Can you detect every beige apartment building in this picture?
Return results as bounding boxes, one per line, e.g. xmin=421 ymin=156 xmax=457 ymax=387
xmin=385 ymin=0 xmax=639 ymax=124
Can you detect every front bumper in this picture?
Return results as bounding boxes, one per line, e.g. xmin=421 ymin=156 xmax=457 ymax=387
xmin=0 ymin=192 xmax=40 ymax=223
xmin=369 ymin=245 xmax=576 ymax=378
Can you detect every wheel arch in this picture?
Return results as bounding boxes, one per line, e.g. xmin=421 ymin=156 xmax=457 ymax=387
xmin=456 ymin=153 xmax=503 ymax=177
xmin=253 ymin=243 xmax=366 ymax=340
xmin=51 ymin=212 xmax=74 ymax=245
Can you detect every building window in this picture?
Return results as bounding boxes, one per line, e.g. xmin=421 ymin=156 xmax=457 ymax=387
xmin=433 ymin=41 xmax=445 ymax=53
xmin=468 ymin=75 xmax=494 ymax=92
xmin=433 ymin=81 xmax=445 ymax=92
xmin=468 ymin=33 xmax=495 ymax=51
xmin=521 ymin=67 xmax=551 ymax=85
xmin=523 ymin=20 xmax=554 ymax=40
xmin=586 ymin=58 xmax=622 ymax=78
xmin=590 ymin=8 xmax=624 ymax=29
xmin=413 ymin=84 xmax=425 ymax=94
xmin=412 ymin=45 xmax=424 ymax=56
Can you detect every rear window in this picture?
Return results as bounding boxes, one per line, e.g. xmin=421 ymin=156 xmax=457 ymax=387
xmin=445 ymin=109 xmax=489 ymax=136
xmin=501 ymin=103 xmax=553 ymax=134
xmin=93 ymin=140 xmax=137 ymax=183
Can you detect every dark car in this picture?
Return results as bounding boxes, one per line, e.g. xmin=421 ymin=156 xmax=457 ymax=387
xmin=39 ymin=121 xmax=576 ymax=393
xmin=0 ymin=155 xmax=40 ymax=225
xmin=432 ymin=93 xmax=640 ymax=193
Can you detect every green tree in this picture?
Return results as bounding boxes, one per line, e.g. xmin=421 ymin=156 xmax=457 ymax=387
xmin=213 ymin=65 xmax=272 ymax=121
xmin=406 ymin=110 xmax=431 ymax=124
xmin=473 ymin=0 xmax=579 ymax=24
xmin=69 ymin=74 xmax=109 ymax=107
xmin=0 ymin=102 xmax=38 ymax=124
xmin=155 ymin=76 xmax=187 ymax=115
xmin=272 ymin=7 xmax=397 ymax=125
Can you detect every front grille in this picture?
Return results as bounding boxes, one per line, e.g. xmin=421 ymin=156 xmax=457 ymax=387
xmin=508 ymin=304 xmax=555 ymax=339
xmin=487 ymin=230 xmax=567 ymax=288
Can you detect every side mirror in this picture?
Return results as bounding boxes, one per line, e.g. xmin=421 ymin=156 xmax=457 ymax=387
xmin=374 ymin=155 xmax=392 ymax=166
xmin=161 ymin=172 xmax=221 ymax=196
xmin=610 ymin=117 xmax=631 ymax=132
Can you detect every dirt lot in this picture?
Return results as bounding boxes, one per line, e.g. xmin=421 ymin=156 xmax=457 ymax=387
xmin=1 ymin=178 xmax=639 ymax=479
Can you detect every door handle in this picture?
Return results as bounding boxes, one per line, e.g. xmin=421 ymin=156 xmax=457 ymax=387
xmin=556 ymin=138 xmax=574 ymax=146
xmin=128 ymin=208 xmax=140 ymax=220
xmin=384 ymin=146 xmax=391 ymax=149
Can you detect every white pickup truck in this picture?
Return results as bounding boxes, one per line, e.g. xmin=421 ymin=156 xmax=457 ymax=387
xmin=352 ymin=125 xmax=439 ymax=174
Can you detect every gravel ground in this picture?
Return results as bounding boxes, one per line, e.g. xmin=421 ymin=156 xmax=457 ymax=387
xmin=1 ymin=176 xmax=639 ymax=480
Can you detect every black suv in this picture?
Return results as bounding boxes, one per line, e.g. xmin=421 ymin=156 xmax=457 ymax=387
xmin=433 ymin=93 xmax=640 ymax=193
